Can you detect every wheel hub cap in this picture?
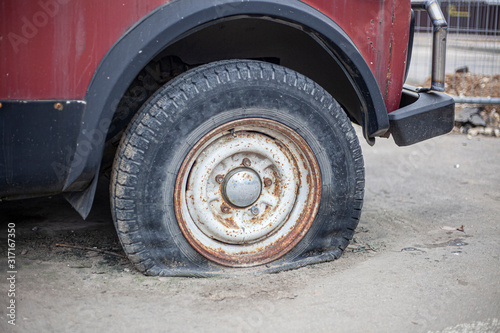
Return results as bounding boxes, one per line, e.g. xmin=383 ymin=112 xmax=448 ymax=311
xmin=223 ymin=168 xmax=262 ymax=208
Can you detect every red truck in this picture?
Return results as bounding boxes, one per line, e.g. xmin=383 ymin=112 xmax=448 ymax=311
xmin=0 ymin=0 xmax=454 ymax=276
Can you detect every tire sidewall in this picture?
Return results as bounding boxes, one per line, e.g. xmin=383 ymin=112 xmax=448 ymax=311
xmin=117 ymin=61 xmax=363 ymax=275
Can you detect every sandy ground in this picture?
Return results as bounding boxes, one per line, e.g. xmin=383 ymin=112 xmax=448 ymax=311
xmin=1 ymin=130 xmax=499 ymax=333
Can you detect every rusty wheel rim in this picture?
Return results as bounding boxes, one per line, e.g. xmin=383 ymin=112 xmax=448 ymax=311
xmin=174 ymin=118 xmax=321 ymax=267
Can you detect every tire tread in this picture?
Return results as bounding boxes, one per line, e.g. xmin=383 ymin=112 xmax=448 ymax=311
xmin=110 ymin=59 xmax=365 ymax=274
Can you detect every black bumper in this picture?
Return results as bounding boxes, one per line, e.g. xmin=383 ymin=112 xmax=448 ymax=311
xmin=388 ymin=88 xmax=455 ymax=146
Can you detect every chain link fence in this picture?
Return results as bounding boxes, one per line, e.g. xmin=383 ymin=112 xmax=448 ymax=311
xmin=406 ymin=0 xmax=500 ymax=104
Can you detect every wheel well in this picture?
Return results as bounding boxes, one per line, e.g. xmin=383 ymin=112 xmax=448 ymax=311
xmin=107 ymin=17 xmax=362 ymax=146
xmin=71 ymin=0 xmax=387 ymax=219
xmin=164 ymin=16 xmax=362 ymax=123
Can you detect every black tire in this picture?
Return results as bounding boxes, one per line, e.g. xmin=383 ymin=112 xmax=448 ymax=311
xmin=110 ymin=60 xmax=364 ymax=276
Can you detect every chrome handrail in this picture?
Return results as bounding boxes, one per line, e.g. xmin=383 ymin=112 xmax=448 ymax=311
xmin=411 ymin=0 xmax=448 ymax=92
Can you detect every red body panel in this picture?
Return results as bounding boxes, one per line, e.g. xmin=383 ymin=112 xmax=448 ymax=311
xmin=0 ymin=0 xmax=164 ymax=101
xmin=303 ymin=0 xmax=411 ymax=112
xmin=0 ymin=0 xmax=410 ymax=112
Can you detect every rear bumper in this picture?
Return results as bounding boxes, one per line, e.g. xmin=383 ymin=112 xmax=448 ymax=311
xmin=388 ymin=87 xmax=455 ymax=146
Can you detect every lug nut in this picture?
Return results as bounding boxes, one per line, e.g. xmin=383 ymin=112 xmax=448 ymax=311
xmin=250 ymin=206 xmax=259 ymax=215
xmin=242 ymin=158 xmax=251 ymax=167
xmin=215 ymin=174 xmax=224 ymax=184
xmin=264 ymin=178 xmax=273 ymax=187
xmin=221 ymin=205 xmax=230 ymax=214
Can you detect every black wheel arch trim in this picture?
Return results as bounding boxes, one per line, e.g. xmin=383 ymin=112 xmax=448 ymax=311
xmin=66 ymin=0 xmax=388 ymax=211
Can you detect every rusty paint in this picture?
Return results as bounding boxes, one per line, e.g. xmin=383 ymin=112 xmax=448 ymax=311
xmin=242 ymin=158 xmax=251 ymax=167
xmin=174 ymin=118 xmax=321 ymax=267
xmin=221 ymin=216 xmax=239 ymax=230
xmin=272 ymin=176 xmax=282 ymax=198
xmin=54 ymin=102 xmax=63 ymax=111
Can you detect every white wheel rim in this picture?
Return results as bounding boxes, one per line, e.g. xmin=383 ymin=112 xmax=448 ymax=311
xmin=175 ymin=118 xmax=321 ymax=267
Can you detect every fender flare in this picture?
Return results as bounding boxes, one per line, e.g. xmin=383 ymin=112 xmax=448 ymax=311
xmin=65 ymin=0 xmax=388 ymax=216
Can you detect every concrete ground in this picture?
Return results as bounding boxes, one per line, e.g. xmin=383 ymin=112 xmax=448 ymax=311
xmin=0 ymin=130 xmax=499 ymax=332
